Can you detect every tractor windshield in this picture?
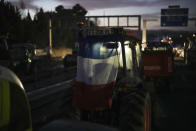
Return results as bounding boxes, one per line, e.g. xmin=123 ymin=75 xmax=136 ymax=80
xmin=76 ymin=36 xmax=119 ymax=85
xmin=76 ymin=35 xmax=136 ymax=84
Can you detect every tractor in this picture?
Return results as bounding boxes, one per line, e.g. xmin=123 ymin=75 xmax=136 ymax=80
xmin=71 ymin=27 xmax=151 ymax=131
xmin=0 ymin=27 xmax=151 ymax=131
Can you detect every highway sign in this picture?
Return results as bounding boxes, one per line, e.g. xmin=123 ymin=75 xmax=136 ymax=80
xmin=161 ymin=8 xmax=189 ymax=27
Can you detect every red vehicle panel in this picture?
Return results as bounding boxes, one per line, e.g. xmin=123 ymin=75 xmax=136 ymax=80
xmin=142 ymin=51 xmax=174 ymax=78
xmin=72 ymin=82 xmax=114 ymax=110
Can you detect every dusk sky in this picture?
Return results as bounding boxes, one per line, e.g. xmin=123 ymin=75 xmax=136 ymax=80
xmin=7 ymin=0 xmax=196 ymax=31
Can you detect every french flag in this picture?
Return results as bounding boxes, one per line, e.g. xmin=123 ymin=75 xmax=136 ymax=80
xmin=73 ymin=36 xmax=119 ymax=110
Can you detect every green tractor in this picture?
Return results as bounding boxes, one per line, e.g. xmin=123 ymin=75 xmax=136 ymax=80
xmin=0 ymin=66 xmax=32 ymax=131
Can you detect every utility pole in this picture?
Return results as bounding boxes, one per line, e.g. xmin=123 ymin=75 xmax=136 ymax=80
xmin=142 ymin=19 xmax=147 ymax=45
xmin=142 ymin=18 xmax=159 ymax=50
xmin=48 ymin=17 xmax=53 ymax=57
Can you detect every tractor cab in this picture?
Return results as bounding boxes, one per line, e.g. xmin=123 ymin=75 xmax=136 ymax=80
xmin=73 ymin=27 xmax=143 ymax=110
xmin=72 ymin=27 xmax=151 ymax=131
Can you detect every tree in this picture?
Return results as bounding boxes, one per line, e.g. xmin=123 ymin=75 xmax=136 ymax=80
xmin=0 ymin=1 xmax=89 ymax=49
xmin=0 ymin=0 xmax=21 ymax=42
xmin=26 ymin=10 xmax=32 ymax=21
xmin=55 ymin=5 xmax=64 ymax=14
xmin=72 ymin=4 xmax=87 ymax=17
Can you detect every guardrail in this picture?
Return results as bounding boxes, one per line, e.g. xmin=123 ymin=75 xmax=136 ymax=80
xmin=27 ymin=79 xmax=75 ymax=128
xmin=24 ymin=66 xmax=76 ymax=92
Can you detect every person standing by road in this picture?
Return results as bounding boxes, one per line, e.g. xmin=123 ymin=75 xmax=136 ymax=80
xmin=184 ymin=37 xmax=193 ymax=64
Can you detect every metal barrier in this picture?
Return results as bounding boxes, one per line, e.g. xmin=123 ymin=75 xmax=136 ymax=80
xmin=27 ymin=80 xmax=73 ymax=127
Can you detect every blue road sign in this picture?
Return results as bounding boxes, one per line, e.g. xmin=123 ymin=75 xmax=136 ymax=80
xmin=161 ymin=8 xmax=189 ymax=27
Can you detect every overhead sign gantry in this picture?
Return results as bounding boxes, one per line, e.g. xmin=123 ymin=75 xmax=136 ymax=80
xmin=85 ymin=15 xmax=141 ymax=30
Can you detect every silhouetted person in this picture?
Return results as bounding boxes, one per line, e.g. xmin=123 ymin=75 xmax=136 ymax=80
xmin=184 ymin=37 xmax=193 ymax=64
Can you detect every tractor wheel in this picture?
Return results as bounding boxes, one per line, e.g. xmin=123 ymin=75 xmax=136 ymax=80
xmin=119 ymin=89 xmax=151 ymax=131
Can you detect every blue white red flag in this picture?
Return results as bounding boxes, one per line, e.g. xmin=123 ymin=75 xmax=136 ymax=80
xmin=73 ymin=36 xmax=119 ymax=110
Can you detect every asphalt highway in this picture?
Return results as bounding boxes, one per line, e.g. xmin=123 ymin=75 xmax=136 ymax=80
xmin=152 ymin=59 xmax=196 ymax=131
